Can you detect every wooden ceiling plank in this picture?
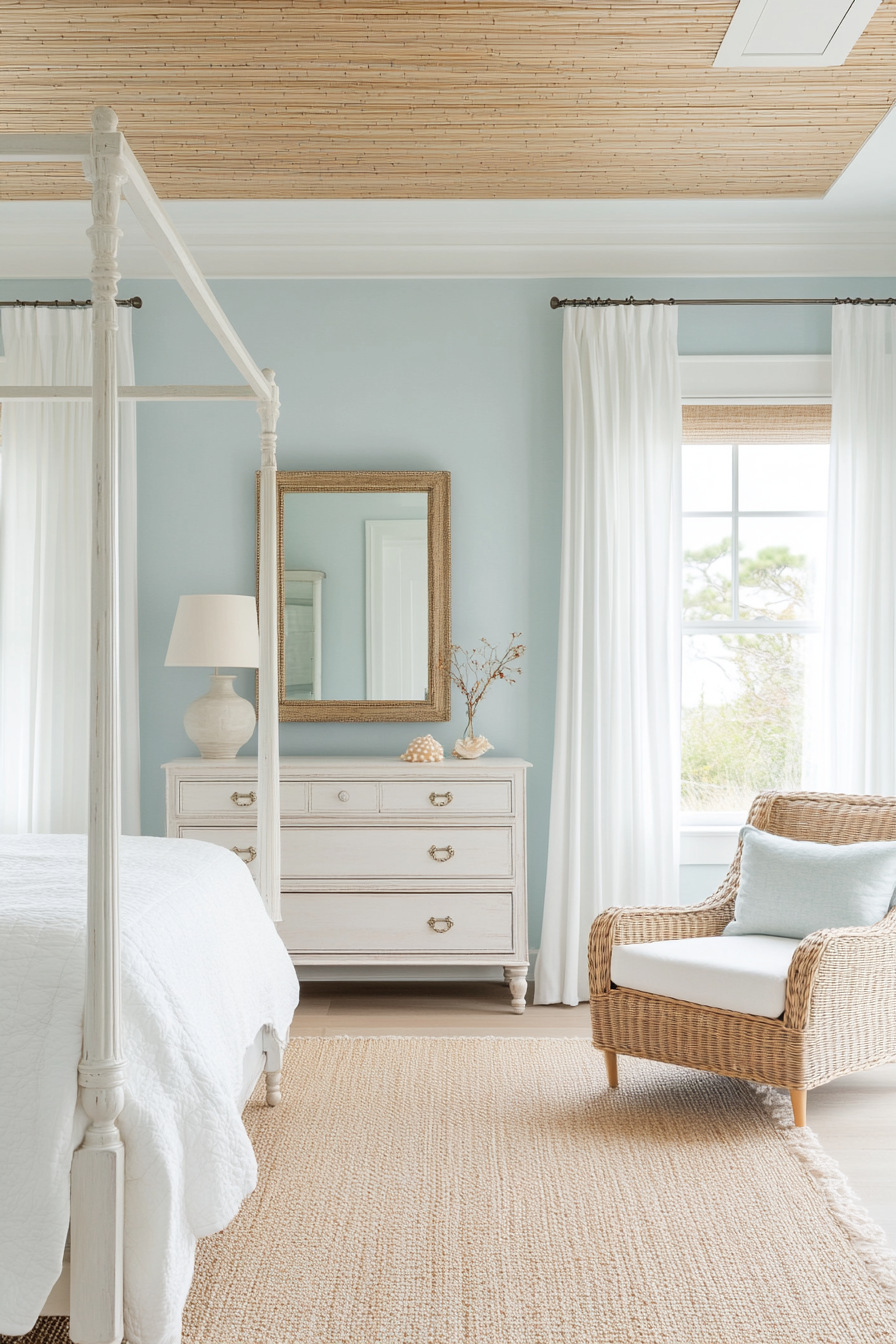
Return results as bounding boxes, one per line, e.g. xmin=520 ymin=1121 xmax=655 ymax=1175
xmin=2 ymin=0 xmax=895 ymax=198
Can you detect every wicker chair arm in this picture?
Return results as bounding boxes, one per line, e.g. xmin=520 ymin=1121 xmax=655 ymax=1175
xmin=783 ymin=907 xmax=896 ymax=1030
xmin=588 ymin=898 xmax=734 ymax=997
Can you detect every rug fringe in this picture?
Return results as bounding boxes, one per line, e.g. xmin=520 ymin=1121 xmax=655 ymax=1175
xmin=751 ymin=1082 xmax=896 ymax=1306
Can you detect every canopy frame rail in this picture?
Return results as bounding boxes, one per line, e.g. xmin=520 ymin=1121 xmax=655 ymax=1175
xmin=0 ymin=385 xmax=258 ymax=400
xmin=0 ymin=108 xmax=282 ymax=1344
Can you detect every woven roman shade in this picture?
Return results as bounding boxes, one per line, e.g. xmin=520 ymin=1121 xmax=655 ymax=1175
xmin=683 ymin=404 xmax=831 ymax=445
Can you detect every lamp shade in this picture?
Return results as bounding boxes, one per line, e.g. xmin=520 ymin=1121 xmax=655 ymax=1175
xmin=164 ymin=594 xmax=260 ymax=668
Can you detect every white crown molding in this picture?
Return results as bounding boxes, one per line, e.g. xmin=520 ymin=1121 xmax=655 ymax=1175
xmin=0 ymin=200 xmax=894 ymax=279
xmin=1 ymin=107 xmax=894 ymax=280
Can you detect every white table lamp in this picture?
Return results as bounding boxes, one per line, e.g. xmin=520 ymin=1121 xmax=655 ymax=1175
xmin=165 ymin=594 xmax=260 ymax=758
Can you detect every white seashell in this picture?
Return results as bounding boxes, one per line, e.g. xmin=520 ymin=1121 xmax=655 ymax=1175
xmin=400 ymin=734 xmax=445 ymax=763
xmin=452 ymin=735 xmax=493 ymax=760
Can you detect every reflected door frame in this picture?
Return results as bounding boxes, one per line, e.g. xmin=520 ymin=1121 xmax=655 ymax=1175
xmin=365 ymin=520 xmax=428 ymax=700
xmin=284 ymin=569 xmax=325 ymax=700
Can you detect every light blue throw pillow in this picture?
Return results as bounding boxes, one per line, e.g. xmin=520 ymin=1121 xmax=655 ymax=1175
xmin=723 ymin=825 xmax=896 ymax=940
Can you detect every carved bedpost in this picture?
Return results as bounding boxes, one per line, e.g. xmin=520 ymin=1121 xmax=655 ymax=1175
xmin=257 ymin=372 xmax=282 ymax=921
xmin=71 ymin=106 xmax=127 ymax=1344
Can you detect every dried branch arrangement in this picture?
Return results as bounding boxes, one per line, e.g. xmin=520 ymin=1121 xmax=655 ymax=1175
xmin=442 ymin=633 xmax=526 ymax=753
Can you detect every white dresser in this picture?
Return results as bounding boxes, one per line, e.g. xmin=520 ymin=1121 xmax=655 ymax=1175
xmin=163 ymin=755 xmax=531 ymax=1012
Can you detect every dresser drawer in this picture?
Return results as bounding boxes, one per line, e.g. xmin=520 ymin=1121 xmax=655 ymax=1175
xmin=309 ymin=781 xmax=379 ymax=813
xmin=177 ymin=780 xmax=307 ymax=817
xmin=279 ymin=892 xmax=514 ymax=954
xmin=379 ymin=779 xmax=513 ymax=815
xmin=179 ymin=826 xmax=260 ymax=874
xmin=281 ymin=827 xmax=513 ymax=879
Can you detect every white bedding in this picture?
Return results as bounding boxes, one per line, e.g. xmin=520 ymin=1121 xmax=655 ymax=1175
xmin=0 ymin=834 xmax=299 ymax=1344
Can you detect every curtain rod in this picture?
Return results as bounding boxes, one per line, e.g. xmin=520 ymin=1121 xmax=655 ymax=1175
xmin=0 ymin=297 xmax=143 ymax=308
xmin=550 ymin=296 xmax=895 ymax=309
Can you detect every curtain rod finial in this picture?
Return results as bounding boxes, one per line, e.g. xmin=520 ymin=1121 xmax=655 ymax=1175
xmin=550 ymin=296 xmax=561 ymax=309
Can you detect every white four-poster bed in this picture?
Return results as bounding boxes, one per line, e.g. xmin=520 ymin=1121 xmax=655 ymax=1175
xmin=0 ymin=108 xmax=287 ymax=1344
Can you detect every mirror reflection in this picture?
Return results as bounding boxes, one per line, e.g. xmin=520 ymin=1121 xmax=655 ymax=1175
xmin=282 ymin=492 xmax=429 ymax=701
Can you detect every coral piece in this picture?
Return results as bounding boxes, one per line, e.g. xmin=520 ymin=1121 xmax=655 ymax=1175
xmin=452 ymin=735 xmax=493 ymax=760
xmin=400 ymin=734 xmax=445 ymax=763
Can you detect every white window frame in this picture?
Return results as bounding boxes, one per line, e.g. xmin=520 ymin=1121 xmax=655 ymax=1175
xmin=682 ymin=442 xmax=827 ymax=857
xmin=680 ymin=359 xmax=831 ymax=867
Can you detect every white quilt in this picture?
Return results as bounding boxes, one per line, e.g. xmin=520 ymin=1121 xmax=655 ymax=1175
xmin=0 ymin=835 xmax=300 ymax=1344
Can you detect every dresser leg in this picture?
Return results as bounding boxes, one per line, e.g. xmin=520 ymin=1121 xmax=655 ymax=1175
xmin=504 ymin=965 xmax=529 ymax=1014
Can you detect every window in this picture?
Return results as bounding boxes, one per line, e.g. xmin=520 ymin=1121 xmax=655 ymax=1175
xmin=681 ymin=440 xmax=829 ymax=818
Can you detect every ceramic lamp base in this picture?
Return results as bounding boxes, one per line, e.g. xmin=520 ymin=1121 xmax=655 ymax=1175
xmin=184 ymin=673 xmax=257 ymax=759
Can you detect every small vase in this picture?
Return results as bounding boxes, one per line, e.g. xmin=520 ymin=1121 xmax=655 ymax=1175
xmin=452 ymin=734 xmax=493 ymax=760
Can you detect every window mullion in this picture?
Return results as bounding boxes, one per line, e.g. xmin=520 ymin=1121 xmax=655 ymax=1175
xmin=731 ymin=444 xmax=739 ymax=620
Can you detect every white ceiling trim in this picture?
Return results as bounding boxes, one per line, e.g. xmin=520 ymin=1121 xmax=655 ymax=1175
xmin=680 ymin=354 xmax=832 ymax=403
xmin=1 ymin=104 xmax=894 ymax=280
xmin=0 ymin=205 xmax=893 ymax=279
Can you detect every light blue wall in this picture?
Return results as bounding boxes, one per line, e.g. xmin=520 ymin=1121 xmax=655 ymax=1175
xmin=680 ymin=864 xmax=730 ymax=904
xmin=3 ymin=273 xmax=893 ymax=948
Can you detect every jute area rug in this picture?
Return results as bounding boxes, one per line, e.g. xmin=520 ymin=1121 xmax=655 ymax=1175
xmin=181 ymin=1037 xmax=896 ymax=1344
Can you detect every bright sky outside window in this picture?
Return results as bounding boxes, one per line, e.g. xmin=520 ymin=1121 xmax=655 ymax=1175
xmin=681 ymin=442 xmax=829 ymax=818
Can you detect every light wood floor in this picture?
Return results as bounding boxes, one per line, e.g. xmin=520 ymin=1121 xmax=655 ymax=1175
xmin=292 ymin=979 xmax=896 ymax=1246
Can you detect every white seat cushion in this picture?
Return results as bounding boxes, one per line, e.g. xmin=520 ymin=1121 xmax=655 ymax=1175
xmin=610 ymin=935 xmax=802 ymax=1018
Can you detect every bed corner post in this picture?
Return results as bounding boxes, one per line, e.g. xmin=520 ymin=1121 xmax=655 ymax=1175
xmin=70 ymin=106 xmax=127 ymax=1344
xmin=257 ymin=371 xmax=282 ymax=921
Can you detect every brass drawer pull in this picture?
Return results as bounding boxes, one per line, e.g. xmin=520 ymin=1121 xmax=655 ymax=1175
xmin=230 ymin=791 xmax=256 ymax=807
xmin=428 ymin=844 xmax=454 ymax=863
xmin=428 ymin=916 xmax=454 ymax=933
xmin=429 ymin=791 xmax=453 ymax=807
xmin=231 ymin=845 xmax=257 ymax=864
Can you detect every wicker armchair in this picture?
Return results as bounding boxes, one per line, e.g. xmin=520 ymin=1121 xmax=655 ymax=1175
xmin=588 ymin=792 xmax=896 ymax=1125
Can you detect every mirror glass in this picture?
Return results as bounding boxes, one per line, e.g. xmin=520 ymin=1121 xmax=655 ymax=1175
xmin=267 ymin=471 xmax=450 ymax=723
xmin=283 ymin=491 xmax=429 ymax=701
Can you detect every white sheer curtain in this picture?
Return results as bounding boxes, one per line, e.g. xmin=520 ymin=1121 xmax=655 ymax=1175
xmin=535 ymin=305 xmax=682 ymax=1006
xmin=821 ymin=305 xmax=896 ymax=794
xmin=0 ymin=306 xmax=141 ymax=833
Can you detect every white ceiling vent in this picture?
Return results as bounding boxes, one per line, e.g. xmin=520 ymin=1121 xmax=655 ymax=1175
xmin=714 ymin=0 xmax=883 ymax=67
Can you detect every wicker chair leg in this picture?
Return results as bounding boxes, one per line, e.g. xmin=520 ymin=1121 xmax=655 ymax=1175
xmin=789 ymin=1089 xmax=807 ymax=1127
xmin=603 ymin=1051 xmax=619 ymax=1088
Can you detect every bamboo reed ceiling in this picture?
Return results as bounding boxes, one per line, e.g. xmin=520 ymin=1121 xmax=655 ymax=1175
xmin=3 ymin=1 xmax=896 ymax=200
